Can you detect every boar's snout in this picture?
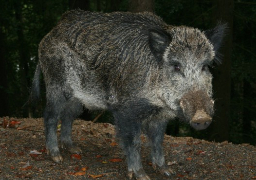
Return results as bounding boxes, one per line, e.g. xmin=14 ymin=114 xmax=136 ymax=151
xmin=190 ymin=109 xmax=212 ymax=130
xmin=180 ymin=90 xmax=214 ymax=130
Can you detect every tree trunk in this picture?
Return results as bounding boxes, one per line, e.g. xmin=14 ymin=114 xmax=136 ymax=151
xmin=208 ymin=0 xmax=234 ymax=142
xmin=15 ymin=1 xmax=30 ymax=117
xmin=242 ymin=21 xmax=254 ymax=144
xmin=69 ymin=0 xmax=90 ymax=10
xmin=242 ymin=79 xmax=253 ymax=143
xmin=106 ymin=0 xmax=122 ymax=12
xmin=128 ymin=0 xmax=154 ymax=12
xmin=0 ymin=28 xmax=9 ymax=116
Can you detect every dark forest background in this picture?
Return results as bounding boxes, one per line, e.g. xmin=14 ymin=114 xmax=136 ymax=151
xmin=0 ymin=0 xmax=255 ymax=145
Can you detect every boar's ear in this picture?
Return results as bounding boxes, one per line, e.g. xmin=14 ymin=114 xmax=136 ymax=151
xmin=204 ymin=23 xmax=227 ymax=53
xmin=149 ymin=29 xmax=171 ymax=60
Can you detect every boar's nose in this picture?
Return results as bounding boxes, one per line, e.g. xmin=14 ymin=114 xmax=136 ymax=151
xmin=190 ymin=109 xmax=212 ymax=130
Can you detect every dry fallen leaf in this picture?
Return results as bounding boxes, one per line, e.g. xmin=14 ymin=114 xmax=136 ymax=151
xmin=110 ymin=142 xmax=118 ymax=146
xmin=57 ymin=124 xmax=61 ymax=131
xmin=67 ymin=172 xmax=75 ymax=175
xmin=1 ymin=118 xmax=21 ymax=128
xmin=68 ymin=166 xmax=88 ymax=176
xmin=105 ymin=139 xmax=112 ymax=143
xmin=18 ymin=151 xmax=25 ymax=156
xmin=29 ymin=150 xmax=45 ymax=161
xmin=186 ymin=157 xmax=192 ymax=161
xmin=15 ymin=173 xmax=32 ymax=178
xmin=39 ymin=147 xmax=47 ymax=153
xmin=71 ymin=154 xmax=82 ymax=160
xmin=74 ymin=166 xmax=80 ymax=172
xmin=21 ymin=166 xmax=32 ymax=171
xmin=9 ymin=120 xmax=21 ymax=128
xmin=196 ymin=150 xmax=206 ymax=155
xmin=140 ymin=135 xmax=146 ymax=142
xmin=21 ymin=161 xmax=32 ymax=170
xmin=96 ymin=155 xmax=102 ymax=158
xmin=103 ymin=123 xmax=109 ymax=128
xmin=81 ymin=167 xmax=88 ymax=171
xmin=74 ymin=171 xmax=86 ymax=176
xmin=109 ymin=158 xmax=122 ymax=162
xmin=167 ymin=161 xmax=177 ymax=166
xmin=6 ymin=152 xmax=16 ymax=157
xmin=30 ymin=154 xmax=39 ymax=158
xmin=177 ymin=174 xmax=185 ymax=177
xmin=247 ymin=165 xmax=256 ymax=169
xmin=88 ymin=174 xmax=104 ymax=178
xmin=30 ymin=150 xmax=42 ymax=155
xmin=17 ymin=126 xmax=31 ymax=130
xmin=171 ymin=144 xmax=180 ymax=147
xmin=226 ymin=164 xmax=235 ymax=169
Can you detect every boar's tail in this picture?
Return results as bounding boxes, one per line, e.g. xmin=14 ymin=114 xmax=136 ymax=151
xmin=25 ymin=64 xmax=41 ymax=107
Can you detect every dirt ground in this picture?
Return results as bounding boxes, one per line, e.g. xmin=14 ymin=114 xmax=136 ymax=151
xmin=0 ymin=117 xmax=256 ymax=180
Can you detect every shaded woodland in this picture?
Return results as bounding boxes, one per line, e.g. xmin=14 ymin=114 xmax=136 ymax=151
xmin=0 ymin=0 xmax=255 ymax=145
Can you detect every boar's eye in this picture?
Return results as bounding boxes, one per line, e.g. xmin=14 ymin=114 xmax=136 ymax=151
xmin=169 ymin=60 xmax=181 ymax=72
xmin=174 ymin=64 xmax=181 ymax=72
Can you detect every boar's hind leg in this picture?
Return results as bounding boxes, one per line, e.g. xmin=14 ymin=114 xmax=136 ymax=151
xmin=44 ymin=99 xmax=63 ymax=163
xmin=44 ymin=89 xmax=82 ymax=163
xmin=113 ymin=102 xmax=151 ymax=180
xmin=60 ymin=99 xmax=83 ymax=154
xmin=144 ymin=120 xmax=174 ymax=177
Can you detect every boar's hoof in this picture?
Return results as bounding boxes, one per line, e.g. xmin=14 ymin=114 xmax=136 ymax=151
xmin=128 ymin=169 xmax=151 ymax=180
xmin=136 ymin=176 xmax=151 ymax=180
xmin=47 ymin=149 xmax=63 ymax=163
xmin=61 ymin=143 xmax=82 ymax=154
xmin=160 ymin=167 xmax=175 ymax=176
xmin=190 ymin=109 xmax=212 ymax=130
xmin=52 ymin=155 xmax=64 ymax=163
xmin=153 ymin=164 xmax=175 ymax=177
xmin=68 ymin=146 xmax=82 ymax=154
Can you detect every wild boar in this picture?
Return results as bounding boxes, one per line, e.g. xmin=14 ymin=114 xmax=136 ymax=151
xmin=30 ymin=10 xmax=226 ymax=179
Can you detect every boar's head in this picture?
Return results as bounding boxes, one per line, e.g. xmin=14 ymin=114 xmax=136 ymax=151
xmin=149 ymin=24 xmax=226 ymax=130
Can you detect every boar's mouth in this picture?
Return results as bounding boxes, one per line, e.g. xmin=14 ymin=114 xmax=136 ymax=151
xmin=190 ymin=109 xmax=212 ymax=130
xmin=180 ymin=90 xmax=214 ymax=130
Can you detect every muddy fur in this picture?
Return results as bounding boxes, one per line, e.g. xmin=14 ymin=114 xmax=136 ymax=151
xmin=30 ymin=10 xmax=226 ymax=179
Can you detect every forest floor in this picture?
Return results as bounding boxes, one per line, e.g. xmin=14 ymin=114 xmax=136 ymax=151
xmin=0 ymin=117 xmax=256 ymax=180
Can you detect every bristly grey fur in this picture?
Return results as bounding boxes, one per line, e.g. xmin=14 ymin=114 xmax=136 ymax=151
xmin=28 ymin=64 xmax=41 ymax=106
xmin=30 ymin=10 xmax=226 ymax=179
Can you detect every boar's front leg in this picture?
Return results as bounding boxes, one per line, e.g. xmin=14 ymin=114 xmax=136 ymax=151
xmin=144 ymin=120 xmax=174 ymax=177
xmin=113 ymin=102 xmax=151 ymax=180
